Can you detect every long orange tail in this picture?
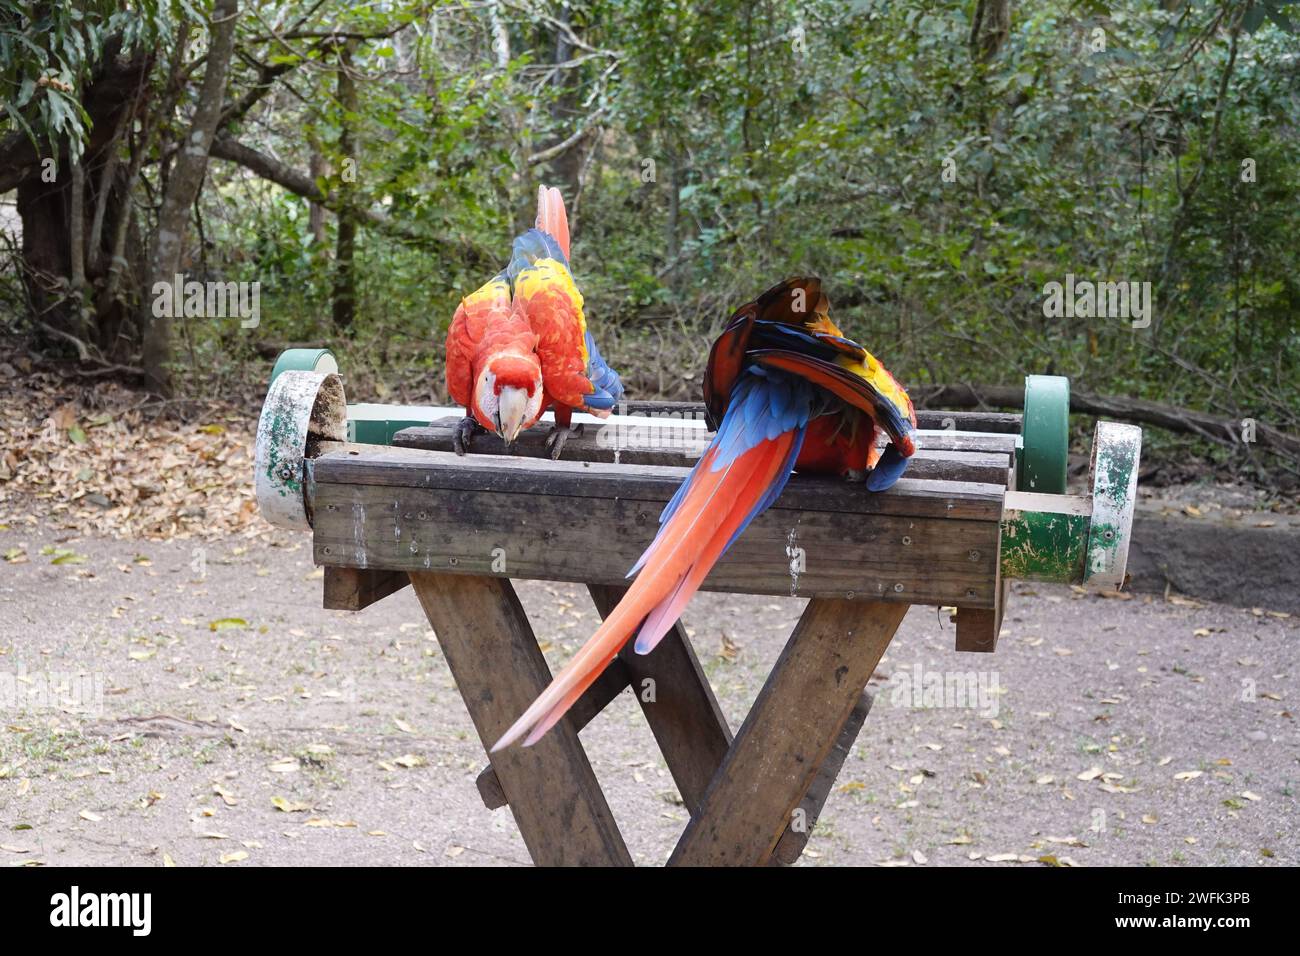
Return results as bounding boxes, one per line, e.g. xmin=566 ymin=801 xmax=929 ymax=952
xmin=535 ymin=184 xmax=571 ymax=261
xmin=490 ymin=430 xmax=798 ymax=750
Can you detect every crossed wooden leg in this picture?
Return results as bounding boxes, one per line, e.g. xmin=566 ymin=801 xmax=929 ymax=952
xmin=410 ymin=570 xmax=907 ymax=867
xmin=669 ymin=598 xmax=907 ymax=866
xmin=408 ymin=572 xmax=632 ymax=866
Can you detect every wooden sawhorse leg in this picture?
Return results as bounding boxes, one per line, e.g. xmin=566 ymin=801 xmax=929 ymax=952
xmin=415 ymin=570 xmax=904 ymax=866
xmin=408 ymin=571 xmax=632 ymax=866
xmin=669 ymin=598 xmax=908 ymax=866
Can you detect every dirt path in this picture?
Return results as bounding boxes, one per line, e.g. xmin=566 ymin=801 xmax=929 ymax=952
xmin=1 ymin=520 xmax=1295 ymax=867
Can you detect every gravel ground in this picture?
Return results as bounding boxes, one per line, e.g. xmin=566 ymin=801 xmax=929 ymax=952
xmin=0 ymin=519 xmax=1295 ymax=867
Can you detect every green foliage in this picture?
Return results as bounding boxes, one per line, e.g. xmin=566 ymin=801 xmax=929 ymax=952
xmin=0 ymin=0 xmax=162 ymax=161
xmin=1 ymin=0 xmax=1298 ymax=466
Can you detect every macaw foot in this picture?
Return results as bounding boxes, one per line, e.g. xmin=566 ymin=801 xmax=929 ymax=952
xmin=544 ymin=422 xmax=584 ymax=460
xmin=844 ymin=468 xmax=868 ymax=483
xmin=452 ymin=416 xmax=485 ymax=456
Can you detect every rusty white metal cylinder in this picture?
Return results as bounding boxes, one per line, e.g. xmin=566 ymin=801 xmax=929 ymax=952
xmin=254 ymin=370 xmax=347 ymax=531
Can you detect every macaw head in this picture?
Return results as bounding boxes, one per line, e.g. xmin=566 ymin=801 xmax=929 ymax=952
xmin=474 ymin=353 xmax=544 ymax=444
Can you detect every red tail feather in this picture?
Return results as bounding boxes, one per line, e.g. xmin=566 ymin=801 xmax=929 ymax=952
xmin=535 ymin=184 xmax=571 ymax=261
xmin=491 ymin=432 xmax=796 ymax=750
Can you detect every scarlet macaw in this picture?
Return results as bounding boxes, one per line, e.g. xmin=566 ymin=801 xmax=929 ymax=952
xmin=444 ymin=270 xmax=546 ymax=453
xmin=445 ymin=186 xmax=622 ymax=456
xmin=509 ymin=186 xmax=624 ymax=458
xmin=492 ymin=277 xmax=917 ymax=749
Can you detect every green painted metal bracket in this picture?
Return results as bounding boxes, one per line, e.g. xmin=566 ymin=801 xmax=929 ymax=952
xmin=346 ymin=403 xmax=440 ymax=445
xmin=1018 ymin=374 xmax=1070 ymax=494
xmin=271 ymin=348 xmax=338 ymax=384
xmin=1000 ymin=491 xmax=1090 ymax=583
xmin=999 ymin=421 xmax=1142 ymax=587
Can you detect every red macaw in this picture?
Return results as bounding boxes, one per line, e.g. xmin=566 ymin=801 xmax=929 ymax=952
xmin=492 ymin=277 xmax=917 ymax=749
xmin=444 ymin=270 xmax=546 ymax=453
xmin=508 ymin=186 xmax=624 ymax=458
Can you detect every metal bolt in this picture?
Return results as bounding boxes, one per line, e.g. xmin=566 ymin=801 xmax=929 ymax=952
xmin=968 ymin=549 xmax=981 ymax=561
xmin=901 ymin=535 xmax=912 ymax=545
xmin=448 ymin=556 xmax=459 ymax=567
xmin=323 ymin=547 xmax=331 ymax=555
xmin=277 ymin=463 xmax=295 ymax=481
xmin=893 ymin=583 xmax=904 ymax=593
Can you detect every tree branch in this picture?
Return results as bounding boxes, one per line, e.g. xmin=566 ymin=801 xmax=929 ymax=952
xmin=913 ymin=383 xmax=1300 ymax=463
xmin=208 ymin=135 xmax=489 ymax=263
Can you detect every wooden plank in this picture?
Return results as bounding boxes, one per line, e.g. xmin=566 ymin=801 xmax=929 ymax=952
xmin=474 ymin=657 xmax=632 ymax=810
xmin=396 ymin=420 xmax=1010 ymax=484
xmin=398 ymin=420 xmax=1018 ymax=455
xmin=915 ymin=409 xmax=1022 ymax=433
xmin=321 ymin=566 xmax=410 ymax=611
xmin=398 ymin=418 xmax=707 ymax=468
xmin=407 ymin=572 xmax=632 ymax=866
xmin=668 ymin=599 xmax=908 ymax=866
xmin=602 ymin=401 xmax=1024 ymax=434
xmin=588 ymin=584 xmax=732 ymax=814
xmin=312 ymin=445 xmax=1006 ymax=522
xmin=769 ymin=690 xmax=874 ymax=866
xmin=313 ymin=482 xmax=1001 ymax=608
xmin=918 ymin=431 xmax=1018 ymax=454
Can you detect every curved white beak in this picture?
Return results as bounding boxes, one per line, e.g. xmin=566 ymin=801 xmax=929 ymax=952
xmin=496 ymin=386 xmax=529 ymax=443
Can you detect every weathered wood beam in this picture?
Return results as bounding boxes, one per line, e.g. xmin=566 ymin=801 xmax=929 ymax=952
xmin=312 ymin=476 xmax=1001 ymax=607
xmin=768 ymin=690 xmax=874 ymax=866
xmin=408 ymin=572 xmax=632 ymax=866
xmin=312 ymin=446 xmax=1004 ymax=521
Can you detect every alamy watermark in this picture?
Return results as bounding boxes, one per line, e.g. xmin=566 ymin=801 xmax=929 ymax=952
xmin=885 ymin=661 xmax=1001 ymax=718
xmin=1042 ymin=273 xmax=1151 ymax=329
xmin=0 ymin=666 xmax=104 ymax=716
xmin=152 ymin=273 xmax=261 ymax=329
xmin=50 ymin=886 xmax=151 ymax=936
xmin=595 ymin=402 xmax=708 ymax=459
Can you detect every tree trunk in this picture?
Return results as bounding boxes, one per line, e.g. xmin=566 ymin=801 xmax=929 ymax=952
xmin=5 ymin=37 xmax=151 ymax=356
xmin=141 ymin=0 xmax=240 ymax=395
xmin=970 ymin=0 xmax=1012 ymax=63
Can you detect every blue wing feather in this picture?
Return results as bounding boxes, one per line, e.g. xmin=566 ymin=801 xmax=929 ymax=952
xmin=583 ymin=330 xmax=624 ymax=409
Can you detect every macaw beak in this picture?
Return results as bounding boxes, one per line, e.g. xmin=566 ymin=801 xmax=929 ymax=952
xmin=496 ymin=386 xmax=530 ymax=444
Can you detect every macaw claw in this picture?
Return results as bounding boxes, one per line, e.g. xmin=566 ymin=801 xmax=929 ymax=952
xmin=453 ymin=416 xmax=485 ymax=456
xmin=844 ymin=468 xmax=867 ymax=483
xmin=545 ymin=422 xmax=584 ymax=460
